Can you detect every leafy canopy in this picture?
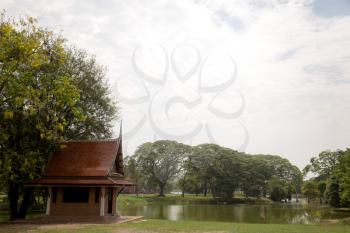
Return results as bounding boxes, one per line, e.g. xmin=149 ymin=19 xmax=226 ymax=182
xmin=0 ymin=14 xmax=83 ymax=184
xmin=0 ymin=12 xmax=118 ymax=219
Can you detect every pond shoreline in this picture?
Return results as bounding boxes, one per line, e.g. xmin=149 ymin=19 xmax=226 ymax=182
xmin=118 ymin=193 xmax=272 ymax=208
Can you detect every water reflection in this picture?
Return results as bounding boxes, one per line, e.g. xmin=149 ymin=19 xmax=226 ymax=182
xmin=119 ymin=203 xmax=350 ymax=224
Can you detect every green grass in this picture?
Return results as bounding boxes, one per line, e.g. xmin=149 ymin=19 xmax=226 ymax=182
xmin=121 ymin=219 xmax=350 ymax=233
xmin=2 ymin=219 xmax=350 ymax=233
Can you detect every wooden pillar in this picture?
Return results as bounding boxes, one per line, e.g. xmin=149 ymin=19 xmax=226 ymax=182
xmin=100 ymin=187 xmax=105 ymax=216
xmin=46 ymin=187 xmax=51 ymax=215
xmin=113 ymin=187 xmax=118 ymax=216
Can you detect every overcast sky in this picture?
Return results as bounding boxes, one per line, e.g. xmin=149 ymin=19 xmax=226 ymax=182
xmin=2 ymin=0 xmax=350 ymax=169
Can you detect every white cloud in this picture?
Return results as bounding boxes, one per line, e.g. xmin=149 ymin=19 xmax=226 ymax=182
xmin=1 ymin=0 xmax=350 ymax=169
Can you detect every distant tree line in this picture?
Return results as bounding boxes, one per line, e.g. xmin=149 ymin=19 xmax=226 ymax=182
xmin=303 ymin=149 xmax=350 ymax=207
xmin=124 ymin=140 xmax=303 ymax=202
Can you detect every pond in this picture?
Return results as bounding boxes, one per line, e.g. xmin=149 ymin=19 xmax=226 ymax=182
xmin=1 ymin=202 xmax=349 ymax=224
xmin=118 ymin=202 xmax=350 ymax=224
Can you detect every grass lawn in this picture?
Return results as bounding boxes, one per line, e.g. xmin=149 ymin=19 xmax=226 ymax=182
xmin=2 ymin=219 xmax=350 ymax=233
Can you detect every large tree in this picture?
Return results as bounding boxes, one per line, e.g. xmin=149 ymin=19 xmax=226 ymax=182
xmin=0 ymin=14 xmax=118 ymax=219
xmin=268 ymin=176 xmax=287 ymax=202
xmin=304 ymin=149 xmax=350 ymax=207
xmin=302 ymin=179 xmax=320 ymax=203
xmin=134 ymin=140 xmax=191 ymax=196
xmin=332 ymin=149 xmax=350 ymax=207
xmin=247 ymin=154 xmax=302 ymax=200
xmin=189 ymin=144 xmax=221 ymax=196
xmin=305 ymin=150 xmax=341 ymax=178
xmin=188 ymin=144 xmax=244 ymax=199
xmin=207 ymin=146 xmax=243 ymax=199
xmin=63 ymin=48 xmax=118 ymax=140
xmin=179 ymin=145 xmax=302 ymax=200
xmin=240 ymin=157 xmax=269 ymax=198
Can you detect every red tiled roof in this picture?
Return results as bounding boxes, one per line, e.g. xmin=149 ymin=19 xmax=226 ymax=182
xmin=44 ymin=140 xmax=120 ymax=177
xmin=25 ymin=139 xmax=134 ymax=187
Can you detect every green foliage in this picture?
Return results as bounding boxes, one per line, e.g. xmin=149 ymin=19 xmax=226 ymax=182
xmin=189 ymin=146 xmax=302 ymax=200
xmin=240 ymin=157 xmax=272 ymax=198
xmin=186 ymin=144 xmax=221 ymax=196
xmin=268 ymin=176 xmax=287 ymax=202
xmin=190 ymin=144 xmax=243 ymax=199
xmin=63 ymin=48 xmax=118 ymax=139
xmin=318 ymin=181 xmax=327 ymax=199
xmin=326 ymin=176 xmax=340 ymax=208
xmin=335 ymin=149 xmax=350 ymax=207
xmin=133 ymin=140 xmax=191 ymax=196
xmin=0 ymin=13 xmax=81 ymax=184
xmin=210 ymin=151 xmax=242 ymax=199
xmin=124 ymin=156 xmax=138 ymax=182
xmin=305 ymin=149 xmax=350 ymax=207
xmin=127 ymin=141 xmax=302 ymax=201
xmin=0 ymin=12 xmax=118 ymax=219
xmin=307 ymin=150 xmax=341 ymax=178
xmin=302 ymin=179 xmax=320 ymax=203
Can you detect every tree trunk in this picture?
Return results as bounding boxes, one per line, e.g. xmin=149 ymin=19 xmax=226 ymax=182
xmin=263 ymin=188 xmax=267 ymax=198
xmin=203 ymin=181 xmax=207 ymax=197
xmin=159 ymin=183 xmax=165 ymax=197
xmin=210 ymin=186 xmax=216 ymax=198
xmin=18 ymin=187 xmax=33 ymax=219
xmin=226 ymin=191 xmax=233 ymax=200
xmin=181 ymin=176 xmax=185 ymax=198
xmin=8 ymin=181 xmax=19 ymax=220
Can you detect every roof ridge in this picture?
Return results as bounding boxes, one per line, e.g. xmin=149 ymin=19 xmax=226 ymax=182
xmin=61 ymin=138 xmax=119 ymax=143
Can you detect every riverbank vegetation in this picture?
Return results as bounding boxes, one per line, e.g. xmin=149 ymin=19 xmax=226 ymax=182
xmin=125 ymin=141 xmax=350 ymax=210
xmin=303 ymin=149 xmax=350 ymax=208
